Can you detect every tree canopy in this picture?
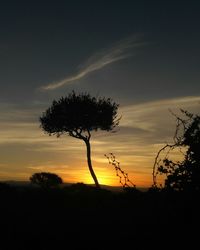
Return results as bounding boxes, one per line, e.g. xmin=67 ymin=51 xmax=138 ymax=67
xmin=40 ymin=91 xmax=119 ymax=138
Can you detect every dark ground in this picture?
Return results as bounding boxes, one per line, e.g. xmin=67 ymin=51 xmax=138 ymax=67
xmin=0 ymin=183 xmax=199 ymax=250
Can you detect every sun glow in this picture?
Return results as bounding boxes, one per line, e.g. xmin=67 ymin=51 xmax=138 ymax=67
xmin=80 ymin=173 xmax=117 ymax=186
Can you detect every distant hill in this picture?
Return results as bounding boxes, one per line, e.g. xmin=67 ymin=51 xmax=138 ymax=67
xmin=2 ymin=180 xmax=148 ymax=192
xmin=3 ymin=180 xmax=31 ymax=186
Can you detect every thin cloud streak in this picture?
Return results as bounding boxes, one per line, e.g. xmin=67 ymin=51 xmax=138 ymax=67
xmin=41 ymin=35 xmax=144 ymax=90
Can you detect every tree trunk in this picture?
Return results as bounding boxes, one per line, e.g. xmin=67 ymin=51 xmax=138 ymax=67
xmin=84 ymin=139 xmax=100 ymax=188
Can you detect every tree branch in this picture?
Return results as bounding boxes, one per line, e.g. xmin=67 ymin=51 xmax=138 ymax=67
xmin=87 ymin=129 xmax=91 ymax=140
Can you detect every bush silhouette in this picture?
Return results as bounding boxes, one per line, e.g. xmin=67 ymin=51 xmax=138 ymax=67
xmin=154 ymin=110 xmax=200 ymax=192
xmin=40 ymin=91 xmax=119 ymax=188
xmin=30 ymin=172 xmax=63 ymax=189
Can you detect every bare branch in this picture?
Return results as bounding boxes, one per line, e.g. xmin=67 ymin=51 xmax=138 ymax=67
xmin=105 ymin=153 xmax=136 ymax=189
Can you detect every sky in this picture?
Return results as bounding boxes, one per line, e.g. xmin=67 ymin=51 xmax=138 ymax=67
xmin=0 ymin=1 xmax=200 ymax=187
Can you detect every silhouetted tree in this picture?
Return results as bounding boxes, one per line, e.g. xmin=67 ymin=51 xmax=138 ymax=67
xmin=30 ymin=172 xmax=63 ymax=189
xmin=40 ymin=91 xmax=119 ymax=188
xmin=153 ymin=110 xmax=200 ymax=192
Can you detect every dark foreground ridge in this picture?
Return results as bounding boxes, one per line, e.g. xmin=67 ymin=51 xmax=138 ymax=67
xmin=0 ymin=183 xmax=199 ymax=249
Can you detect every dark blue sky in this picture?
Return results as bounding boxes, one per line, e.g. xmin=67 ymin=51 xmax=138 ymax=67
xmin=0 ymin=1 xmax=200 ymax=105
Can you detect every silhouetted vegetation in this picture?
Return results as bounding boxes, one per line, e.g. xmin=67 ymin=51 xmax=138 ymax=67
xmin=40 ymin=91 xmax=119 ymax=188
xmin=105 ymin=153 xmax=136 ymax=190
xmin=0 ymin=182 xmax=12 ymax=193
xmin=153 ymin=110 xmax=200 ymax=192
xmin=0 ymin=182 xmax=199 ymax=249
xmin=30 ymin=172 xmax=63 ymax=189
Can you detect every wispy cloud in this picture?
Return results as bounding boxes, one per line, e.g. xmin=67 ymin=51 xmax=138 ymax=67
xmin=120 ymin=95 xmax=200 ymax=130
xmin=41 ymin=34 xmax=144 ymax=90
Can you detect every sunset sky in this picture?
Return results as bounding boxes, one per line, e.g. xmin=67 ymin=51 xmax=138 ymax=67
xmin=0 ymin=1 xmax=200 ymax=187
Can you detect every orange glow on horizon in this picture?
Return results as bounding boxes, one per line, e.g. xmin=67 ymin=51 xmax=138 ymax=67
xmin=61 ymin=164 xmax=154 ymax=188
xmin=0 ymin=157 xmax=157 ymax=188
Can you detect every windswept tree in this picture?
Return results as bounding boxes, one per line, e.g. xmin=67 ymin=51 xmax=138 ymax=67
xmin=40 ymin=91 xmax=119 ymax=188
xmin=30 ymin=172 xmax=63 ymax=189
